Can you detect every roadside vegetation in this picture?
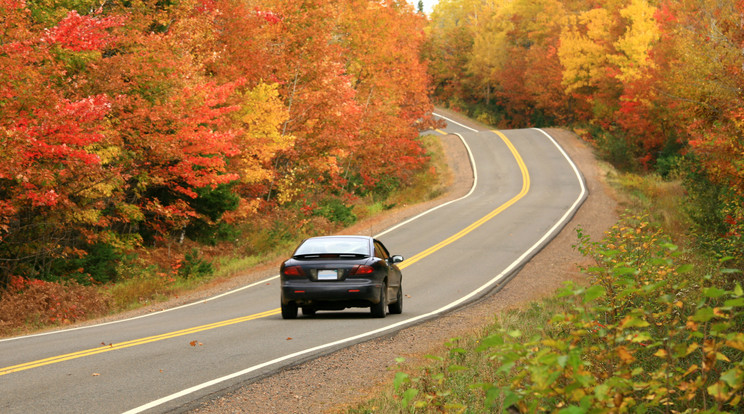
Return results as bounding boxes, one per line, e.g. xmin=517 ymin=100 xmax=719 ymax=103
xmin=349 ymin=165 xmax=744 ymax=413
xmin=0 ymin=1 xmax=439 ymax=336
xmin=0 ymin=132 xmax=449 ymax=337
xmin=346 ymin=0 xmax=744 ymax=411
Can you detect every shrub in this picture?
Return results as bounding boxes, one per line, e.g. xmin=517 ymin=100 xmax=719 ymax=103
xmin=0 ymin=277 xmax=110 ymax=336
xmin=377 ymin=216 xmax=743 ymax=413
xmin=314 ymin=198 xmax=357 ymax=227
xmin=176 ymin=248 xmax=214 ymax=280
xmin=477 ymin=216 xmax=744 ymax=412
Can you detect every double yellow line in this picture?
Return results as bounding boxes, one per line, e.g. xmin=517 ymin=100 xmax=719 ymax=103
xmin=400 ymin=130 xmax=530 ymax=269
xmin=0 ymin=308 xmax=280 ymax=376
xmin=1 ymin=130 xmax=528 ymax=376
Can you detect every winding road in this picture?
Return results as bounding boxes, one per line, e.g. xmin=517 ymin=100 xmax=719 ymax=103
xmin=0 ymin=116 xmax=586 ymax=413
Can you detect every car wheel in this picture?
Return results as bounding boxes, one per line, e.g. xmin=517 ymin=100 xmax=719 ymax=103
xmin=388 ymin=285 xmax=403 ymax=315
xmin=302 ymin=307 xmax=316 ymax=316
xmin=370 ymin=283 xmax=387 ymax=318
xmin=281 ymin=301 xmax=298 ymax=319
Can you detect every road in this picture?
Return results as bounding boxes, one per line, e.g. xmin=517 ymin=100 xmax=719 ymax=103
xmin=0 ymin=116 xmax=586 ymax=413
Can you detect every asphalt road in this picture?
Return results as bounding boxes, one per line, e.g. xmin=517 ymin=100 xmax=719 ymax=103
xmin=0 ymin=116 xmax=586 ymax=413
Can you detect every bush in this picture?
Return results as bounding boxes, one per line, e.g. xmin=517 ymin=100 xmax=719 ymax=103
xmin=176 ymin=248 xmax=214 ymax=280
xmin=477 ymin=216 xmax=744 ymax=412
xmin=376 ymin=216 xmax=744 ymax=413
xmin=0 ymin=277 xmax=110 ymax=336
xmin=314 ymin=198 xmax=357 ymax=227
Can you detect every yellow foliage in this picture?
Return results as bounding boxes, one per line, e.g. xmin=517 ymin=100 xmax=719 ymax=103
xmin=612 ymin=0 xmax=660 ymax=83
xmin=235 ymin=82 xmax=295 ymax=184
xmin=558 ymin=9 xmax=614 ymax=93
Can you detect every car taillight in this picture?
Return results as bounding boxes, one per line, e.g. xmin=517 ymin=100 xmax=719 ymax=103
xmin=283 ymin=266 xmax=304 ymax=276
xmin=350 ymin=265 xmax=373 ymax=275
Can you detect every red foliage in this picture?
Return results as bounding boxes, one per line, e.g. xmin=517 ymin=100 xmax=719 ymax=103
xmin=43 ymin=10 xmax=124 ymax=52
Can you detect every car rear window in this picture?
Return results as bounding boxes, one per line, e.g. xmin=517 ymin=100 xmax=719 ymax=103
xmin=294 ymin=237 xmax=370 ymax=257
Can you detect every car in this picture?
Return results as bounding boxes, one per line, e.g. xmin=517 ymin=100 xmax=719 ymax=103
xmin=279 ymin=235 xmax=404 ymax=319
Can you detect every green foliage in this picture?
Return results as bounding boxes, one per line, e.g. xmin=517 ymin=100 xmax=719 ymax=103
xmin=356 ymin=216 xmax=743 ymax=413
xmin=176 ymin=248 xmax=214 ymax=280
xmin=68 ymin=243 xmax=129 ymax=285
xmin=591 ymin=129 xmax=641 ymax=172
xmin=681 ymin=157 xmax=744 ymax=265
xmin=314 ymin=198 xmax=357 ymax=227
xmin=475 ymin=217 xmax=744 ymax=412
xmin=186 ymin=184 xmax=241 ymax=245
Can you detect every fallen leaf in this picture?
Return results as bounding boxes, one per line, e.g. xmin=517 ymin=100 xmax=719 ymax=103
xmin=190 ymin=340 xmax=197 ymax=347
xmin=92 ymin=373 xmax=100 ymax=376
xmin=286 ymin=337 xmax=293 ymax=341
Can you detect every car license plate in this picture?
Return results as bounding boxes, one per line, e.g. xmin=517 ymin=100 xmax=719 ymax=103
xmin=317 ymin=270 xmax=338 ymax=280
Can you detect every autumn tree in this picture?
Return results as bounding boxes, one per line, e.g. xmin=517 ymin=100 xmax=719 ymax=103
xmin=0 ymin=1 xmax=124 ymax=284
xmin=336 ymin=0 xmax=431 ymax=195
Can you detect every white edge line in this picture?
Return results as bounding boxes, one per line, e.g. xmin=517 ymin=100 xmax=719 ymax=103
xmin=0 ymin=124 xmax=475 ymax=344
xmin=375 ymin=131 xmax=477 ymax=238
xmin=123 ymin=128 xmax=588 ymax=414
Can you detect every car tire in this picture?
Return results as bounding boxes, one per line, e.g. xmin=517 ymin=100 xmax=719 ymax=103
xmin=302 ymin=307 xmax=316 ymax=316
xmin=370 ymin=283 xmax=387 ymax=318
xmin=388 ymin=285 xmax=403 ymax=315
xmin=281 ymin=301 xmax=298 ymax=319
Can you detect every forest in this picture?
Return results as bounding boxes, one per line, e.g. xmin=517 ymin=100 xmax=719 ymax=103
xmin=360 ymin=0 xmax=743 ymax=411
xmin=425 ymin=0 xmax=744 ymax=264
xmin=2 ymin=0 xmax=744 ymax=409
xmin=1 ymin=0 xmax=743 ymax=358
xmin=0 ymin=0 xmax=438 ymax=317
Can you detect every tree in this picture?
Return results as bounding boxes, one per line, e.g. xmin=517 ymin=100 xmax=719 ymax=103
xmin=0 ymin=3 xmax=124 ymax=284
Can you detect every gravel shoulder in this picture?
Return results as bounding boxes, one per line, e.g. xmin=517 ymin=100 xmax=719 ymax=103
xmin=186 ymin=111 xmax=620 ymax=413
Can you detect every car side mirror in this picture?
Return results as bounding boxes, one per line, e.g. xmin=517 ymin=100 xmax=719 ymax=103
xmin=391 ymin=255 xmax=404 ymax=264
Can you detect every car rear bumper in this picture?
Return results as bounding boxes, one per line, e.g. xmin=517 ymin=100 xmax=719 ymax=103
xmin=281 ymin=280 xmax=383 ymax=306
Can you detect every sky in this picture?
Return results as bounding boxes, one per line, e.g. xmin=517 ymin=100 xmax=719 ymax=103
xmin=408 ymin=0 xmax=439 ymax=14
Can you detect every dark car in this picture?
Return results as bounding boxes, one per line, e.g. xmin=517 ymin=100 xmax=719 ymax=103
xmin=280 ymin=235 xmax=404 ymax=319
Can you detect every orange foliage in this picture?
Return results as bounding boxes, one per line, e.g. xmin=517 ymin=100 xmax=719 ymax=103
xmin=0 ymin=0 xmax=434 ymax=285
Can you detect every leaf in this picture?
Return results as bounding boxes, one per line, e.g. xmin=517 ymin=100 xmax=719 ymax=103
xmin=583 ymin=285 xmax=606 ymax=303
xmin=616 ymin=346 xmax=636 ymax=364
xmin=620 ymin=315 xmax=650 ymax=329
xmin=653 ymin=349 xmax=668 ymax=358
xmin=734 ymin=284 xmax=743 ymax=297
xmin=720 ymin=368 xmax=743 ymax=388
xmin=692 ymin=307 xmax=716 ymax=322
xmin=703 ymin=287 xmax=727 ymax=298
xmin=448 ymin=364 xmax=468 ymax=372
xmin=676 ymin=264 xmax=694 ymax=274
xmin=724 ymin=298 xmax=744 ymax=307
xmin=393 ymin=372 xmax=409 ymax=391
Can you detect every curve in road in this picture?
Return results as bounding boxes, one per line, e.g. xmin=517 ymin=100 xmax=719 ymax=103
xmin=0 ymin=117 xmax=586 ymax=414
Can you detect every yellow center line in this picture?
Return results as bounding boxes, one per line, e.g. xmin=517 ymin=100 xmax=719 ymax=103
xmin=1 ymin=129 xmax=528 ymax=377
xmin=399 ymin=130 xmax=529 ymax=269
xmin=0 ymin=308 xmax=280 ymax=376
